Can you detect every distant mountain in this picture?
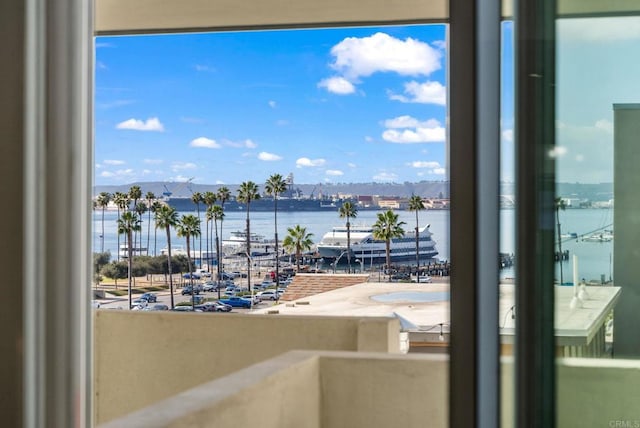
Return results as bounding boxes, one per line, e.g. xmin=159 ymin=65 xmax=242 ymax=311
xmin=93 ymin=181 xmax=613 ymax=202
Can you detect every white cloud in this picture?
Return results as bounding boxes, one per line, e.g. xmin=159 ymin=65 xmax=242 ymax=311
xmin=433 ymin=168 xmax=446 ymax=175
xmin=116 ymin=117 xmax=164 ymax=131
xmin=100 ymin=171 xmax=113 ymax=177
xmin=364 ymin=136 xmax=373 ymax=142
xmin=100 ymin=168 xmax=134 ymax=179
xmin=180 ymin=117 xmax=206 ymax=124
xmin=502 ymin=129 xmax=513 ymax=142
xmin=432 ymin=40 xmax=447 ymax=50
xmin=382 ymin=117 xmax=446 ymax=144
xmin=142 ymin=169 xmax=152 ymax=174
xmin=96 ymin=61 xmax=107 ymax=70
xmin=595 ymin=119 xmax=613 ymax=133
xmin=268 ymin=100 xmax=277 ymax=108
xmin=143 ymin=158 xmax=163 ymax=165
xmin=389 ymin=80 xmax=446 ymax=105
xmin=373 ymin=172 xmax=398 ymax=182
xmin=171 ymin=162 xmax=197 ymax=171
xmin=318 ymin=76 xmax=356 ymax=95
xmin=215 ymin=180 xmax=225 ymax=185
xmin=326 ymin=169 xmax=344 ymax=176
xmin=296 ymin=157 xmax=326 ymax=168
xmin=330 ymin=32 xmax=442 ymax=80
xmin=96 ymin=99 xmax=136 ymax=109
xmin=258 ymin=152 xmax=282 ymax=161
xmin=348 ymin=163 xmax=356 ymax=168
xmin=103 ymin=159 xmax=125 ymax=165
xmin=224 ymin=139 xmax=258 ymax=149
xmin=190 ymin=137 xmax=221 ymax=149
xmin=548 ymin=146 xmax=568 ymax=158
xmin=408 ymin=161 xmax=441 ymax=168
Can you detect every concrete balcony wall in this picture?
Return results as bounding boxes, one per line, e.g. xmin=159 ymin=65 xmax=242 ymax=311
xmin=94 ymin=311 xmax=400 ymax=424
xmin=99 ymin=351 xmax=448 ymax=428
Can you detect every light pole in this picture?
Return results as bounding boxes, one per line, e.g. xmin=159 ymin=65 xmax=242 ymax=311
xmin=355 ymin=259 xmax=364 ymax=273
xmin=333 ymin=250 xmax=347 ymax=274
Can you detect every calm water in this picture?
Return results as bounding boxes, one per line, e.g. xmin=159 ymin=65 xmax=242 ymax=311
xmin=92 ymin=207 xmax=613 ymax=282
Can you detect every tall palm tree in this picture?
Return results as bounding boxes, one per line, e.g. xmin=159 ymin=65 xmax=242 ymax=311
xmin=112 ymin=191 xmax=129 ymax=261
xmin=203 ymin=191 xmax=217 ymax=276
xmin=134 ymin=202 xmax=147 ymax=254
xmin=282 ymin=225 xmax=314 ymax=273
xmin=207 ymin=205 xmax=224 ymax=299
xmin=191 ymin=192 xmax=203 ymax=269
xmin=217 ymin=186 xmax=231 ymax=256
xmin=408 ymin=195 xmax=426 ymax=271
xmin=117 ymin=211 xmax=141 ymax=309
xmin=96 ymin=192 xmax=111 ymax=253
xmin=129 ymin=185 xmax=142 ymax=250
xmin=338 ymin=201 xmax=358 ymax=273
xmin=237 ymin=181 xmax=260 ymax=292
xmin=372 ymin=209 xmax=406 ymax=280
xmin=145 ymin=191 xmax=155 ymax=255
xmin=555 ymin=197 xmax=567 ymax=284
xmin=155 ymin=204 xmax=179 ymax=309
xmin=176 ymin=214 xmax=201 ymax=309
xmin=150 ymin=201 xmax=162 ymax=256
xmin=265 ymin=173 xmax=287 ymax=298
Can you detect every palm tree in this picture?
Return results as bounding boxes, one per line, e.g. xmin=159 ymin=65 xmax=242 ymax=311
xmin=265 ymin=173 xmax=287 ymax=299
xmin=117 ymin=211 xmax=141 ymax=309
xmin=191 ymin=192 xmax=203 ymax=269
xmin=408 ymin=195 xmax=426 ymax=271
xmin=134 ymin=202 xmax=147 ymax=254
xmin=338 ymin=201 xmax=358 ymax=273
xmin=176 ymin=214 xmax=201 ymax=309
xmin=217 ymin=186 xmax=231 ymax=254
xmin=555 ymin=197 xmax=567 ymax=284
xmin=112 ymin=191 xmax=129 ymax=261
xmin=203 ymin=191 xmax=217 ymax=276
xmin=129 ymin=185 xmax=142 ymax=250
xmin=283 ymin=225 xmax=314 ymax=273
xmin=96 ymin=192 xmax=111 ymax=253
xmin=155 ymin=204 xmax=179 ymax=309
xmin=150 ymin=201 xmax=162 ymax=256
xmin=145 ymin=191 xmax=155 ymax=255
xmin=237 ymin=181 xmax=260 ymax=292
xmin=207 ymin=205 xmax=224 ymax=299
xmin=372 ymin=209 xmax=406 ymax=280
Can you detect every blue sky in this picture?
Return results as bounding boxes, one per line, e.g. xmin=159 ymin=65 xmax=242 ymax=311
xmin=96 ymin=18 xmax=640 ymax=187
xmin=95 ymin=24 xmax=459 ymax=186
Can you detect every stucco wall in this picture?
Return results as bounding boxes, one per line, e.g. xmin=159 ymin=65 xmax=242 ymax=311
xmin=94 ymin=311 xmax=399 ymax=423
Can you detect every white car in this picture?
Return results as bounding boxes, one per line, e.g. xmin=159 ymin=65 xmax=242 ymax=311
xmin=131 ymin=298 xmax=149 ymax=309
xmin=257 ymin=290 xmax=283 ymax=301
xmin=414 ymin=275 xmax=433 ymax=283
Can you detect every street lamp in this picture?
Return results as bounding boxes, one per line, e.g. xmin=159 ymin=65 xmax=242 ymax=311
xmin=354 ymin=259 xmax=364 ymax=273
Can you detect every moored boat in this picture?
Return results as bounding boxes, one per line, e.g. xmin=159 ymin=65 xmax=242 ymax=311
xmin=317 ymin=224 xmax=438 ymax=264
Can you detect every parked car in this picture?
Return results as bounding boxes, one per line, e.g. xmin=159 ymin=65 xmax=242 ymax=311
xmin=219 ymin=297 xmax=252 ymax=308
xmin=131 ymin=298 xmax=148 ymax=309
xmin=195 ymin=301 xmax=232 ymax=312
xmin=171 ymin=306 xmax=203 ymax=312
xmin=202 ymin=282 xmax=220 ymax=292
xmin=182 ymin=284 xmax=203 ymax=295
xmin=257 ymin=290 xmax=282 ymax=301
xmin=139 ymin=292 xmax=157 ymax=302
xmin=143 ymin=304 xmax=169 ymax=311
xmin=413 ymin=275 xmax=433 ymax=283
xmin=182 ymin=272 xmax=201 ymax=280
xmin=242 ymin=295 xmax=261 ymax=305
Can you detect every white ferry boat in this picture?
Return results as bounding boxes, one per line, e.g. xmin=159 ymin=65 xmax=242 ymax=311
xmin=317 ymin=224 xmax=438 ymax=264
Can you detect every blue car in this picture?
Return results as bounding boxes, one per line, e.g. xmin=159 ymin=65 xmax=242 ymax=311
xmin=218 ymin=297 xmax=252 ymax=309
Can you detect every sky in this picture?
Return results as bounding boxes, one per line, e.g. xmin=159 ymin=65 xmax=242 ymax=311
xmin=95 ymin=24 xmax=454 ymax=186
xmin=94 ymin=17 xmax=640 ymax=187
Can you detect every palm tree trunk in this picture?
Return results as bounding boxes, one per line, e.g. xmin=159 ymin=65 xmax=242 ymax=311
xmin=197 ymin=205 xmax=202 ymax=269
xmin=386 ymin=239 xmax=391 ymax=281
xmin=205 ymin=217 xmax=210 ymax=275
xmin=147 ymin=208 xmax=151 ymax=256
xmin=101 ymin=207 xmax=105 ymax=253
xmin=117 ymin=207 xmax=121 ymax=262
xmin=415 ymin=209 xmax=420 ymax=272
xmin=274 ymin=197 xmax=279 ymax=299
xmin=246 ymin=210 xmax=252 ymax=292
xmin=346 ymin=219 xmax=351 ymax=274
xmin=127 ymin=230 xmax=133 ymax=309
xmin=187 ymin=237 xmax=194 ymax=310
xmin=166 ymin=227 xmax=174 ymax=309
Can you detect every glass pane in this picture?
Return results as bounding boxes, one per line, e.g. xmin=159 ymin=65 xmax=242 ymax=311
xmin=93 ymin=25 xmax=451 ymax=423
xmin=555 ymin=15 xmax=640 ymax=427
